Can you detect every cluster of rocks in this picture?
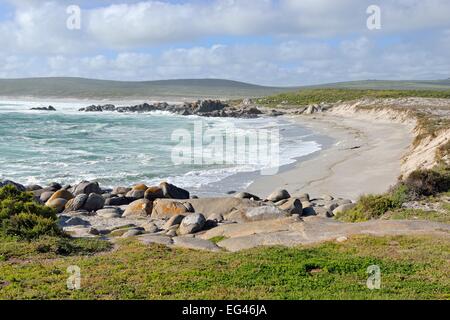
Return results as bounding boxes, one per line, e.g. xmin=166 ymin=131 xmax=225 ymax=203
xmin=30 ymin=106 xmax=56 ymax=111
xmin=1 ymin=179 xmax=357 ymax=251
xmin=79 ymin=100 xmax=263 ymax=119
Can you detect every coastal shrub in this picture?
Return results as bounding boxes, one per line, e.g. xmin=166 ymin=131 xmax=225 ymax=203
xmin=336 ymin=185 xmax=410 ymax=222
xmin=404 ymin=169 xmax=450 ymax=197
xmin=0 ymin=185 xmax=60 ymax=240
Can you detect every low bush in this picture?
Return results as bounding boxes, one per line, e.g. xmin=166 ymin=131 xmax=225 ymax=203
xmin=335 ymin=184 xmax=410 ymax=222
xmin=0 ymin=185 xmax=60 ymax=240
xmin=404 ymin=169 xmax=450 ymax=197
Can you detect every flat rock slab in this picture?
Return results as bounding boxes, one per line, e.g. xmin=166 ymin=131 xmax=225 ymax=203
xmin=199 ymin=216 xmax=300 ymax=240
xmin=173 ymin=237 xmax=221 ymax=252
xmin=216 ymin=217 xmax=450 ymax=252
xmin=138 ymin=234 xmax=174 ymax=246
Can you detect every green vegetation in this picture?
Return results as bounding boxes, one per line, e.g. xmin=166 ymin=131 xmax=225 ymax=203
xmin=208 ymin=236 xmax=227 ymax=244
xmin=383 ymin=209 xmax=450 ymax=224
xmin=336 ymin=170 xmax=450 ymax=223
xmin=335 ymin=185 xmax=409 ymax=222
xmin=0 ymin=185 xmax=111 ymax=261
xmin=256 ymin=88 xmax=450 ymax=108
xmin=0 ymin=235 xmax=448 ymax=299
xmin=0 ymin=185 xmax=60 ymax=240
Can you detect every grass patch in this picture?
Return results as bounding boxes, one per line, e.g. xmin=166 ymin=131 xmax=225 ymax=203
xmin=0 ymin=235 xmax=448 ymax=299
xmin=256 ymin=88 xmax=450 ymax=108
xmin=208 ymin=236 xmax=227 ymax=244
xmin=383 ymin=209 xmax=450 ymax=224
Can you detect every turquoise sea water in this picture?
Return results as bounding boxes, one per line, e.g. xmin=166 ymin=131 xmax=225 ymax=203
xmin=0 ymin=99 xmax=322 ymax=196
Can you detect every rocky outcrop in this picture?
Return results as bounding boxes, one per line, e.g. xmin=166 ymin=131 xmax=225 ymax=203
xmin=79 ymin=100 xmax=262 ymax=118
xmin=30 ymin=106 xmax=56 ymax=111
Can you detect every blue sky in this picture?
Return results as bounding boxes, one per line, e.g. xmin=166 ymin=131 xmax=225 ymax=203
xmin=0 ymin=0 xmax=449 ymax=86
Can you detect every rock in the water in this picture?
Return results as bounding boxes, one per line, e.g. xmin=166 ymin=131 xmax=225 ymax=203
xmin=144 ymin=187 xmax=164 ymax=200
xmin=234 ymin=192 xmax=260 ymax=200
xmin=64 ymin=194 xmax=88 ymax=213
xmin=83 ymin=193 xmax=105 ymax=212
xmin=160 ymin=182 xmax=190 ymax=200
xmin=332 ymin=203 xmax=356 ymax=215
xmin=151 ymin=199 xmax=194 ymax=219
xmin=178 ymin=213 xmax=206 ymax=235
xmin=123 ymin=199 xmax=153 ymax=217
xmin=266 ymin=189 xmax=290 ymax=202
xmin=164 ymin=214 xmax=186 ymax=230
xmin=73 ymin=181 xmax=101 ymax=196
xmin=278 ymin=198 xmax=303 ymax=215
xmin=46 ymin=198 xmax=68 ymax=212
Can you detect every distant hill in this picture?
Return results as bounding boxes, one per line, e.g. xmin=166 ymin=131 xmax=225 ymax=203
xmin=0 ymin=77 xmax=297 ymax=100
xmin=0 ymin=77 xmax=449 ymax=100
xmin=311 ymin=79 xmax=450 ymax=91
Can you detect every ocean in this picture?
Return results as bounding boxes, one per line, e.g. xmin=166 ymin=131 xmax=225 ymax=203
xmin=0 ymin=99 xmax=323 ymax=197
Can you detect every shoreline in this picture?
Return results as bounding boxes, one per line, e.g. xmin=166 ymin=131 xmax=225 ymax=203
xmin=246 ymin=113 xmax=415 ymax=201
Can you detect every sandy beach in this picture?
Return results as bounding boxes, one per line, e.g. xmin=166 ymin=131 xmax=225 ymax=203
xmin=247 ymin=113 xmax=415 ymax=201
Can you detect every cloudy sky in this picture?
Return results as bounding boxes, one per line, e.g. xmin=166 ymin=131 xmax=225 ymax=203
xmin=0 ymin=0 xmax=449 ymax=86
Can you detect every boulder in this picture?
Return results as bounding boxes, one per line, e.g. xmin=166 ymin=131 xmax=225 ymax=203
xmin=132 ymin=184 xmax=148 ymax=191
xmin=40 ymin=191 xmax=55 ymax=203
xmin=141 ymin=222 xmax=159 ymax=233
xmin=144 ymin=187 xmax=164 ymax=200
xmin=179 ymin=197 xmax=264 ymax=219
xmin=82 ymin=193 xmax=105 ymax=212
xmin=26 ymin=184 xmax=42 ymax=191
xmin=123 ymin=199 xmax=153 ymax=217
xmin=121 ymin=229 xmax=144 ymax=238
xmin=321 ymin=194 xmax=334 ymax=201
xmin=46 ymin=198 xmax=68 ymax=212
xmin=96 ymin=207 xmax=122 ymax=218
xmin=294 ymin=193 xmax=310 ymax=202
xmin=266 ymin=189 xmax=290 ymax=202
xmin=126 ymin=190 xmax=145 ymax=199
xmin=112 ymin=186 xmax=131 ymax=195
xmin=73 ymin=181 xmax=101 ymax=196
xmin=234 ymin=192 xmax=260 ymax=201
xmin=59 ymin=216 xmax=90 ymax=227
xmin=178 ymin=213 xmax=206 ymax=235
xmin=302 ymin=207 xmax=317 ymax=216
xmin=160 ymin=182 xmax=190 ymax=199
xmin=232 ymin=205 xmax=287 ymax=222
xmin=64 ymin=194 xmax=88 ymax=213
xmin=332 ymin=203 xmax=356 ymax=216
xmin=105 ymin=196 xmax=134 ymax=206
xmin=47 ymin=189 xmax=74 ymax=203
xmin=0 ymin=180 xmax=26 ymax=192
xmin=48 ymin=182 xmax=62 ymax=191
xmin=151 ymin=199 xmax=194 ymax=219
xmin=163 ymin=214 xmax=186 ymax=230
xmin=278 ymin=198 xmax=303 ymax=215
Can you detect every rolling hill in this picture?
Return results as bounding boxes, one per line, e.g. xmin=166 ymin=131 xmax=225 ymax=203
xmin=0 ymin=77 xmax=449 ymax=100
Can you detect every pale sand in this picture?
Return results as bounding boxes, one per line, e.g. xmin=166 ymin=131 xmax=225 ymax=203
xmin=246 ymin=113 xmax=415 ymax=201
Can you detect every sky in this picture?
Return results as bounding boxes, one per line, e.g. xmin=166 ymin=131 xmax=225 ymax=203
xmin=0 ymin=0 xmax=449 ymax=86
